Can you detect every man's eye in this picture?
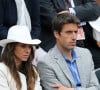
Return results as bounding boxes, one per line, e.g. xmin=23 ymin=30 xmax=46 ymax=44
xmin=75 ymin=31 xmax=78 ymax=33
xmin=66 ymin=31 xmax=72 ymax=34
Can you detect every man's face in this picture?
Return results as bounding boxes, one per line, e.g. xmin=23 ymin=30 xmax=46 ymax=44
xmin=54 ymin=23 xmax=78 ymax=50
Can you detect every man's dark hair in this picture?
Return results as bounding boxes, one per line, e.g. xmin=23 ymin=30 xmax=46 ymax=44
xmin=52 ymin=13 xmax=80 ymax=34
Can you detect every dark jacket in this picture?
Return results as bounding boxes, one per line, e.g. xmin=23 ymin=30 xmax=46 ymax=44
xmin=0 ymin=0 xmax=41 ymax=39
xmin=40 ymin=0 xmax=100 ymax=51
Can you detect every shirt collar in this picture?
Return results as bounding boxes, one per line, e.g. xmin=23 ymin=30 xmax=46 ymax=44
xmin=61 ymin=49 xmax=78 ymax=63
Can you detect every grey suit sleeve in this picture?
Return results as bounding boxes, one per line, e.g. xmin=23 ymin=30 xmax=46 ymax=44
xmin=77 ymin=49 xmax=99 ymax=90
xmin=78 ymin=64 xmax=99 ymax=90
xmin=74 ymin=0 xmax=100 ymax=21
xmin=37 ymin=61 xmax=61 ymax=90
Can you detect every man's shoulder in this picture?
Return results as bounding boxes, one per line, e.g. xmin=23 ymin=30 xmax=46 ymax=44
xmin=75 ymin=47 xmax=92 ymax=59
xmin=38 ymin=46 xmax=58 ymax=63
xmin=75 ymin=47 xmax=91 ymax=53
xmin=40 ymin=49 xmax=54 ymax=61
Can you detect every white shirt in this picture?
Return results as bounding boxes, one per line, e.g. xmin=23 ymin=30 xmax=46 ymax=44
xmin=0 ymin=63 xmax=42 ymax=90
xmin=15 ymin=0 xmax=31 ymax=32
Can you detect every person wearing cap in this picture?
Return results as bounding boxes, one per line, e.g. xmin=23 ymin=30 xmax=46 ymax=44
xmin=0 ymin=25 xmax=42 ymax=90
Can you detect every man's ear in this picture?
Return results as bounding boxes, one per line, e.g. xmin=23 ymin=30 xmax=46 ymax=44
xmin=54 ymin=31 xmax=59 ymax=39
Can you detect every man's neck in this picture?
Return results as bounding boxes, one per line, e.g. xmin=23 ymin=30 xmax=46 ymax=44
xmin=57 ymin=45 xmax=73 ymax=61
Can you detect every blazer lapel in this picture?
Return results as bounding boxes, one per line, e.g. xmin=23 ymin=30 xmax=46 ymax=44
xmin=52 ymin=45 xmax=75 ymax=86
xmin=75 ymin=48 xmax=86 ymax=86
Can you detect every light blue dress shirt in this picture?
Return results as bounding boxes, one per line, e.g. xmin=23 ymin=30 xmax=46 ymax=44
xmin=62 ymin=49 xmax=81 ymax=87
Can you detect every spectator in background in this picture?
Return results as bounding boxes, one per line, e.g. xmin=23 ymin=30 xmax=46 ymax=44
xmin=89 ymin=17 xmax=100 ymax=47
xmin=37 ymin=13 xmax=99 ymax=90
xmin=39 ymin=0 xmax=100 ymax=68
xmin=0 ymin=25 xmax=42 ymax=90
xmin=0 ymin=0 xmax=41 ymax=53
xmin=88 ymin=16 xmax=100 ymax=68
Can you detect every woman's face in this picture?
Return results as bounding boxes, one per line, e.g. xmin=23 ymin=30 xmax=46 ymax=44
xmin=14 ymin=43 xmax=32 ymax=63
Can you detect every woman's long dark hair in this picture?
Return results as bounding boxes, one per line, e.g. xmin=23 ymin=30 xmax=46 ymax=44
xmin=0 ymin=42 xmax=38 ymax=90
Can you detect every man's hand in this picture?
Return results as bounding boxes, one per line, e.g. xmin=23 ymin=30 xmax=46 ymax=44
xmin=97 ymin=42 xmax=100 ymax=47
xmin=58 ymin=10 xmax=70 ymax=14
xmin=52 ymin=84 xmax=75 ymax=90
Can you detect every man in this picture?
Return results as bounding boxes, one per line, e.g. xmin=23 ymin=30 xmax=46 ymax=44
xmin=40 ymin=0 xmax=100 ymax=68
xmin=37 ymin=13 xmax=99 ymax=90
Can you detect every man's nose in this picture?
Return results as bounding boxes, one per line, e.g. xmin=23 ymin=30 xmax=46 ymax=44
xmin=72 ymin=32 xmax=77 ymax=39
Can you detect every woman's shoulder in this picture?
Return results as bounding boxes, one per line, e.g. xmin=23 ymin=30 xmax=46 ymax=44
xmin=0 ymin=62 xmax=8 ymax=70
xmin=0 ymin=62 xmax=9 ymax=76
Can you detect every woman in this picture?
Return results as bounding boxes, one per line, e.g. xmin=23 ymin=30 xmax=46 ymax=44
xmin=0 ymin=25 xmax=42 ymax=90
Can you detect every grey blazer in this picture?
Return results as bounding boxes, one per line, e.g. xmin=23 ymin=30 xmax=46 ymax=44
xmin=37 ymin=45 xmax=99 ymax=90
